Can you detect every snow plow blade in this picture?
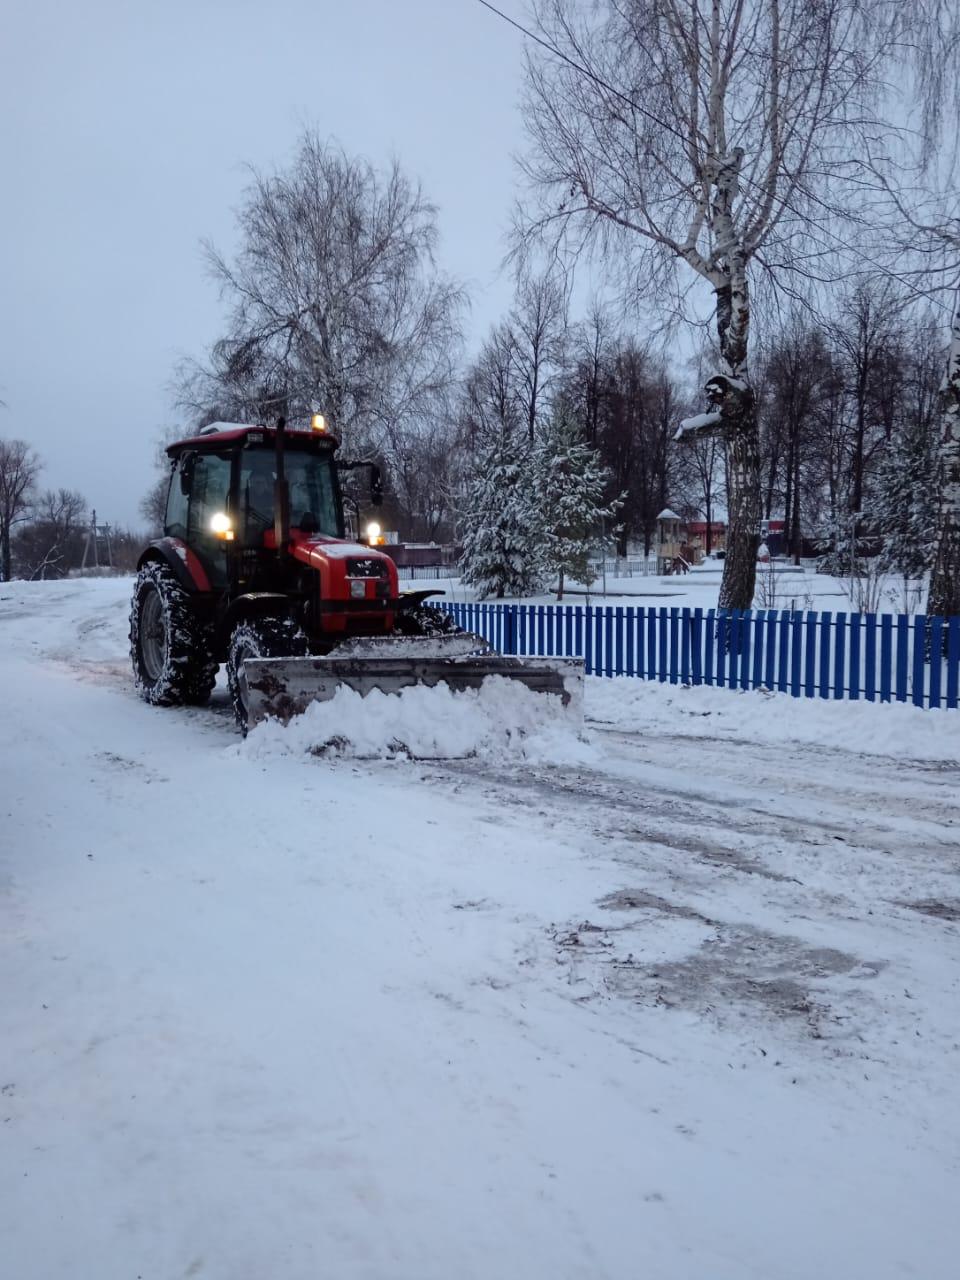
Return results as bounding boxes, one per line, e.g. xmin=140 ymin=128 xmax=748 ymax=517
xmin=238 ymin=633 xmax=584 ymax=730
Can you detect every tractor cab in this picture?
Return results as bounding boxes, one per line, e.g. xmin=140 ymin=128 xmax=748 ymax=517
xmin=151 ymin=418 xmax=401 ymax=655
xmin=165 ymin=422 xmax=347 ymax=582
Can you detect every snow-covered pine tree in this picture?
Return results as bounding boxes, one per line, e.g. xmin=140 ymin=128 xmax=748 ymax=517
xmin=536 ymin=409 xmax=621 ymax=600
xmin=458 ymin=433 xmax=546 ymax=599
xmin=872 ymin=411 xmax=939 ymax=611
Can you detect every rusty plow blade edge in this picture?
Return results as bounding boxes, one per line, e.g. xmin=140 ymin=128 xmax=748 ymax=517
xmin=239 ymin=652 xmax=585 ymax=730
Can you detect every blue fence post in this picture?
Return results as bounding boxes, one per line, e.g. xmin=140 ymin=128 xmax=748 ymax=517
xmin=929 ymin=617 xmax=944 ymax=709
xmin=716 ymin=611 xmax=728 ymax=687
xmin=669 ymin=608 xmax=680 ymax=684
xmin=948 ymin=617 xmax=960 ymax=709
xmin=895 ymin=615 xmax=909 ymax=702
xmin=584 ymin=605 xmax=593 ymax=675
xmin=691 ymin=608 xmax=703 ymax=685
xmin=818 ymin=611 xmax=832 ymax=698
xmin=705 ymin=609 xmax=717 ymax=686
xmin=864 ymin=613 xmax=877 ymax=701
xmin=752 ymin=609 xmax=768 ymax=691
xmin=739 ymin=610 xmax=752 ymax=691
xmin=647 ymin=608 xmax=657 ymax=679
xmin=848 ymin=613 xmax=862 ymax=700
xmin=658 ymin=607 xmax=669 ymax=682
xmin=680 ymin=609 xmax=692 ymax=685
xmin=879 ymin=615 xmax=893 ymax=701
xmin=912 ymin=615 xmax=927 ymax=708
xmin=615 ymin=606 xmax=624 ymax=676
xmin=833 ymin=612 xmax=847 ymax=699
xmin=778 ymin=606 xmax=793 ymax=691
xmin=728 ymin=611 xmax=741 ymax=688
xmin=502 ymin=606 xmax=515 ymax=655
xmin=626 ymin=607 xmax=636 ymax=678
xmin=804 ymin=612 xmax=817 ymax=698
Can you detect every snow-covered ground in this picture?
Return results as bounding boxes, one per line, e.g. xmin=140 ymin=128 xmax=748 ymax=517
xmin=2 ymin=576 xmax=959 ymax=1279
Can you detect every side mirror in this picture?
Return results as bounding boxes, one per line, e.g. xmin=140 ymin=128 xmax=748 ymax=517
xmin=370 ymin=464 xmax=383 ymax=507
xmin=179 ymin=452 xmax=196 ymax=496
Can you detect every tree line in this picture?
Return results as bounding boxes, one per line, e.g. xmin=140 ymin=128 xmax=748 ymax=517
xmin=167 ymin=0 xmax=960 ymax=615
xmin=0 ymin=439 xmax=141 ymax=581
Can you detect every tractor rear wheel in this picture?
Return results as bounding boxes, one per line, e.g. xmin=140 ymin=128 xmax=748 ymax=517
xmin=130 ymin=561 xmax=218 ymax=707
xmin=227 ymin=615 xmax=309 ymax=734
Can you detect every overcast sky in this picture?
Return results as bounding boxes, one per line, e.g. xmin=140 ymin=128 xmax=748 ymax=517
xmin=1 ymin=0 xmax=530 ymax=529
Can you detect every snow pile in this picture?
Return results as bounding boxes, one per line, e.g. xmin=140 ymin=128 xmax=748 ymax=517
xmin=241 ymin=675 xmax=597 ymax=764
xmin=588 ymin=677 xmax=960 ymax=763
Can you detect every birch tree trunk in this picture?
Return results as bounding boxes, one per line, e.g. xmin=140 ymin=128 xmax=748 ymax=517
xmin=711 ymin=277 xmax=760 ymax=609
xmin=927 ymin=286 xmax=960 ymax=619
xmin=711 ymin=160 xmax=760 ymax=612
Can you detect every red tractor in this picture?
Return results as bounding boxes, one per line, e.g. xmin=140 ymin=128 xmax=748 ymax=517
xmin=130 ymin=417 xmax=578 ymax=731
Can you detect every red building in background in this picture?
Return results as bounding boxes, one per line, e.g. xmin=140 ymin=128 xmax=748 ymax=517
xmin=686 ymin=521 xmax=727 ymax=554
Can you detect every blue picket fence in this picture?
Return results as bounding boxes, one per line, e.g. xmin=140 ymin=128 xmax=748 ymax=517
xmin=439 ymin=602 xmax=960 ymax=710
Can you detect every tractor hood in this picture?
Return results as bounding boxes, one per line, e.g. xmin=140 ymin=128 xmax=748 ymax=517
xmin=288 ymin=533 xmax=395 ymax=575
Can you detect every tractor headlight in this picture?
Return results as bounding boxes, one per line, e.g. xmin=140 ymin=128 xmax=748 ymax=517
xmin=365 ymin=521 xmax=382 ymax=545
xmin=210 ymin=512 xmax=234 ymax=540
xmin=350 ymin=580 xmax=367 ymax=599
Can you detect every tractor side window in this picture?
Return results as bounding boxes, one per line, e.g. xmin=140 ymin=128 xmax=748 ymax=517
xmin=187 ymin=453 xmax=233 ymax=584
xmin=165 ymin=465 xmax=189 ymax=539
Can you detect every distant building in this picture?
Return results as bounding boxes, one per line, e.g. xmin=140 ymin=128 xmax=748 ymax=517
xmin=686 ymin=520 xmax=727 ymax=554
xmin=760 ymin=518 xmax=786 ymax=557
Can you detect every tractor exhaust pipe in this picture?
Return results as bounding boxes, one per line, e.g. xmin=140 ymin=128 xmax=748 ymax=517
xmin=274 ymin=416 xmax=290 ymax=559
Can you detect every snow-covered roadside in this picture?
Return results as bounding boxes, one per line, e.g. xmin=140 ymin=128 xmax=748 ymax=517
xmin=588 ymin=677 xmax=960 ymax=763
xmin=2 ymin=578 xmax=960 ymax=1280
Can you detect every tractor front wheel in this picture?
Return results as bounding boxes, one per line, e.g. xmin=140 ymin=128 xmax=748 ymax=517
xmin=130 ymin=561 xmax=218 ymax=707
xmin=226 ymin=616 xmax=309 ymax=734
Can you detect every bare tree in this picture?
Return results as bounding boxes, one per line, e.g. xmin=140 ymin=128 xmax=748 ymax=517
xmin=675 ymin=428 xmax=725 ymax=554
xmin=509 ymin=271 xmax=569 ymax=441
xmin=179 ymin=133 xmax=465 ymax=529
xmin=518 ymin=0 xmax=914 ymax=608
xmin=457 ymin=324 xmax=525 ymax=456
xmin=824 ymin=283 xmax=907 ymax=517
xmin=0 ymin=439 xmax=41 ymax=581
xmin=13 ymin=488 xmax=87 ymax=579
xmin=140 ymin=475 xmax=169 ymax=537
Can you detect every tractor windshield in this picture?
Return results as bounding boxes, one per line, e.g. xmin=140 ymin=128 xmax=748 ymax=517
xmin=238 ymin=447 xmax=340 ymax=543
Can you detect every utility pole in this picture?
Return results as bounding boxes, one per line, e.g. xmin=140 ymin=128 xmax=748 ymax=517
xmin=81 ymin=509 xmax=114 ymax=573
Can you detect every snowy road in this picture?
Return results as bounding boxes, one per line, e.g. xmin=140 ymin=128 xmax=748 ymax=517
xmin=2 ymin=579 xmax=959 ymax=1279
